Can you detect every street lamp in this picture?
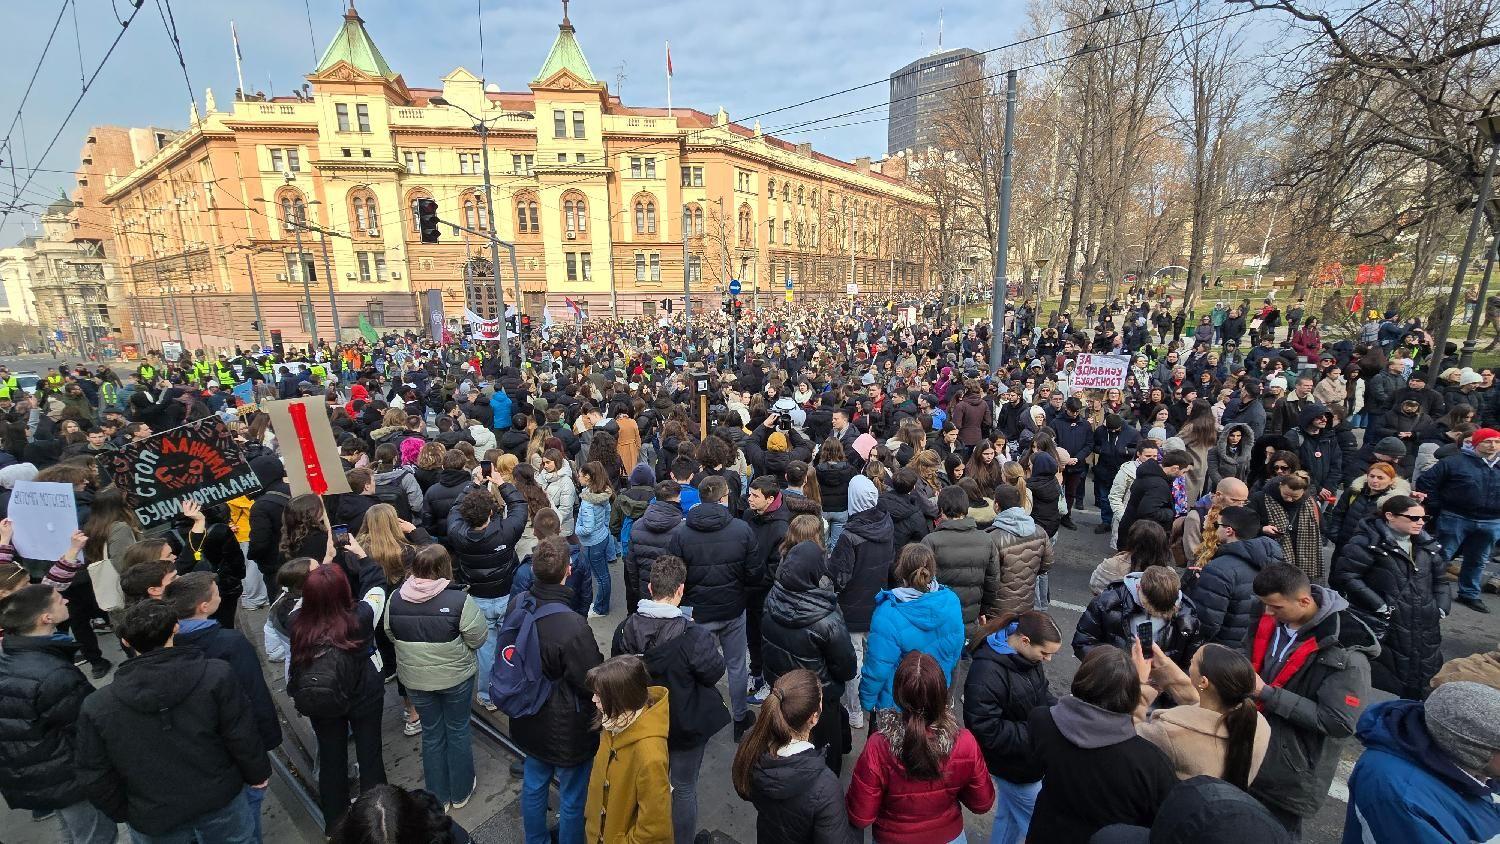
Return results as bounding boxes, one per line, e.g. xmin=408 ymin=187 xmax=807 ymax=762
xmin=430 ymin=96 xmax=517 ymax=368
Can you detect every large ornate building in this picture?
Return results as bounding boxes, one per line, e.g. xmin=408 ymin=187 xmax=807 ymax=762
xmin=101 ymin=3 xmax=933 ymax=350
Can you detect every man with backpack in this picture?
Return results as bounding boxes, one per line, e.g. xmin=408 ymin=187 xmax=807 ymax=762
xmin=611 ymin=554 xmax=730 ymax=844
xmin=495 ymin=536 xmax=603 ymax=844
xmin=447 ymin=481 xmax=529 ymax=710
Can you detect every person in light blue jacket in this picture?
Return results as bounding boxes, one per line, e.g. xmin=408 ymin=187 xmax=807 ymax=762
xmin=575 ymin=461 xmax=615 ymax=618
xmin=1343 ymin=680 xmax=1500 ymax=844
xmin=858 ymin=543 xmax=964 ymax=715
xmin=488 ymin=385 xmax=513 ymax=432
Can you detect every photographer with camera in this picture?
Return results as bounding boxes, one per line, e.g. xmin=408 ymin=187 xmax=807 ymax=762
xmin=743 ymin=411 xmax=814 ymax=480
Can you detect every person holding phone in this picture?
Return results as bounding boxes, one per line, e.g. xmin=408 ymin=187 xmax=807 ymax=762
xmin=1072 ymin=565 xmax=1204 ymax=672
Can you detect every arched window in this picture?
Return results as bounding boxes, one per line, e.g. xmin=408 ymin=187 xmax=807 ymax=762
xmin=406 ymin=189 xmax=432 ymax=235
xmin=275 ymin=188 xmax=306 ymax=230
xmin=782 ymin=220 xmax=791 ymax=245
xmin=646 ymin=202 xmax=656 ymax=234
xmin=463 ymin=197 xmax=477 ymax=230
xmin=767 ymin=178 xmax=776 ymax=197
xmin=348 ymin=190 xmax=378 ymax=235
xmin=633 ymin=194 xmax=658 ymax=236
xmin=738 ymin=205 xmax=752 ymax=245
xmin=691 ymin=206 xmax=703 ymax=237
xmin=515 ymin=192 xmax=540 ymax=234
xmin=781 ymin=184 xmax=789 ymax=202
xmin=635 ymin=202 xmax=645 ymax=234
xmin=562 ymin=193 xmax=588 ymax=236
xmin=796 ymin=186 xmax=804 ymax=205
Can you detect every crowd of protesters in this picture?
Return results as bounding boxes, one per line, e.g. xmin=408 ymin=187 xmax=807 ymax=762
xmin=0 ymin=287 xmax=1497 ymax=844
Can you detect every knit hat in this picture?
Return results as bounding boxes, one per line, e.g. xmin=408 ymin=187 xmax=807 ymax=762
xmin=767 ymin=431 xmax=790 ymax=452
xmin=1461 ymin=367 xmax=1484 ymax=387
xmin=1425 ymin=681 xmax=1500 ymax=776
xmin=1266 ymin=377 xmax=1287 ymax=392
xmin=628 ymin=464 xmax=656 ymax=487
xmin=1366 ymin=462 xmax=1397 ymax=480
xmin=0 ymin=462 xmax=37 ymax=490
xmin=1473 ymin=428 xmax=1500 ymax=447
xmin=1030 ymin=451 xmax=1058 ymax=476
xmin=847 ymin=474 xmax=880 ymax=515
xmin=1373 ymin=437 xmax=1408 ymax=458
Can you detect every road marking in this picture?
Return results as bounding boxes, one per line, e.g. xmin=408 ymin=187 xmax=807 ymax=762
xmin=1048 ymin=600 xmax=1086 ymax=613
xmin=1328 ymin=758 xmax=1354 ymax=803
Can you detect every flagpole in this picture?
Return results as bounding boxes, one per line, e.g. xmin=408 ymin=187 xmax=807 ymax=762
xmin=665 ymin=41 xmax=673 ymax=117
xmin=231 ymin=22 xmax=246 ymax=100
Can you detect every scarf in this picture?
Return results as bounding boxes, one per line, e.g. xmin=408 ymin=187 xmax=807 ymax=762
xmin=602 ymin=707 xmax=644 ymax=735
xmin=1263 ymin=491 xmax=1323 ymax=579
xmin=1171 ymin=476 xmax=1189 ymax=517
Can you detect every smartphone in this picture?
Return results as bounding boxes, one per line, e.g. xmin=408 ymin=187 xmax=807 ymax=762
xmin=332 ymin=524 xmax=350 ymax=546
xmin=1135 ymin=620 xmax=1154 ymax=644
xmin=480 ymin=460 xmax=493 ymax=476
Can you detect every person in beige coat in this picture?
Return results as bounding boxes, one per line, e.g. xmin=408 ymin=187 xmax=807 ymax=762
xmin=986 ymin=483 xmax=1053 ymax=616
xmin=1136 ymin=642 xmax=1271 ymax=791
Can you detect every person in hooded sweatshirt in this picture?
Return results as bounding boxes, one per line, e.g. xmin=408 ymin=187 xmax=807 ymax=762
xmin=879 ymin=467 xmax=931 ymax=551
xmin=1023 ymin=451 xmax=1063 ymax=538
xmin=625 ymin=480 xmax=686 ymax=616
xmin=963 ymin=610 xmax=1063 ymax=844
xmin=1186 ymin=506 xmax=1285 ymax=648
xmin=1243 ymin=563 xmax=1377 ymax=839
xmin=829 ymin=473 xmax=895 ymax=730
xmin=1343 ymin=680 xmax=1500 ymax=844
xmin=987 ymin=483 xmax=1054 ymax=617
xmin=760 ymin=519 xmax=858 ymax=774
xmin=1027 ymin=644 xmax=1176 ymax=842
xmin=731 ymin=668 xmax=857 ymax=844
xmin=75 ymin=599 xmax=271 ymax=843
xmin=611 ymin=555 xmax=729 ymax=843
xmin=859 ymin=544 xmax=964 ymax=717
xmin=1074 ymin=564 xmax=1203 ymax=671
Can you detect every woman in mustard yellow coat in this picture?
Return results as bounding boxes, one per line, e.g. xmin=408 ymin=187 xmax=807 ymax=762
xmin=585 ymin=655 xmax=672 ymax=843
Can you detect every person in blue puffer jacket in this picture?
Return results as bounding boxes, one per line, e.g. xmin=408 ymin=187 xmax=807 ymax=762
xmin=857 ymin=543 xmax=963 ymax=715
xmin=575 ymin=461 xmax=615 ymax=617
xmin=1343 ymin=680 xmax=1500 ymax=844
xmin=488 ymin=385 xmax=513 ymax=432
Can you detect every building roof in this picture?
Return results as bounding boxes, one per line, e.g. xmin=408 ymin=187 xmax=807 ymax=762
xmin=45 ymin=191 xmax=79 ymax=216
xmin=533 ymin=5 xmax=596 ymax=85
xmin=315 ymin=4 xmax=396 ymax=79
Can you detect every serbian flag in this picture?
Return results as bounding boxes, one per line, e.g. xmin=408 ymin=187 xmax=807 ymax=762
xmin=565 ymin=296 xmax=584 ymax=320
xmin=666 ymin=42 xmax=673 ymax=77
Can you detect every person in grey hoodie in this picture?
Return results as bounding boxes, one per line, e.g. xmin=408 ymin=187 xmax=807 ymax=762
xmin=384 ymin=545 xmax=487 ymax=809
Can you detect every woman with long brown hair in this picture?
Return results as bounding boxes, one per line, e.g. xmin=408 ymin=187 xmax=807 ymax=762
xmin=1136 ymin=642 xmax=1270 ymax=788
xmin=816 ymin=439 xmax=858 ymax=548
xmin=412 ymin=441 xmax=446 ymax=492
xmin=847 ymin=651 xmax=994 ymax=842
xmin=1169 ymin=399 xmax=1218 ymax=500
xmin=358 ymin=502 xmax=425 ymax=734
xmin=730 ymin=669 xmax=853 ymax=842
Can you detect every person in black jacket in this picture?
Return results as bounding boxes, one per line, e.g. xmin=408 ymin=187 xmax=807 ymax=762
xmin=815 ymin=439 xmax=859 ymax=546
xmin=1186 ymin=506 xmax=1285 ymax=648
xmin=1092 ymin=414 xmax=1142 ymax=535
xmin=509 ymin=536 xmax=604 ymax=844
xmin=760 ymin=532 xmax=859 ymax=774
xmin=76 ymin=599 xmax=272 ymax=841
xmin=445 ymin=478 xmax=527 ymax=710
xmin=743 ymin=476 xmax=792 ymax=702
xmin=0 ymin=585 xmax=116 ymax=839
xmin=1052 ymin=397 xmax=1094 ymax=515
xmin=1117 ymin=450 xmax=1193 ymax=539
xmin=1283 ymin=402 xmax=1344 ymax=499
xmin=879 ymin=467 xmax=930 ymax=551
xmin=730 ymin=668 xmax=857 ymax=844
xmin=1073 ymin=565 xmax=1204 ymax=671
xmin=624 ymin=480 xmax=685 ymax=611
xmin=1328 ymin=495 xmax=1450 ymax=699
xmin=963 ymin=609 xmax=1063 ymax=844
xmin=828 ymin=473 xmax=894 ymax=731
xmin=742 ymin=413 xmax=814 ymax=480
xmin=246 ymin=456 xmax=291 ymax=600
xmin=166 ymin=571 xmax=282 ymax=839
xmin=421 ymin=451 xmax=474 ymax=538
xmin=611 ymin=554 xmax=730 ymax=843
xmin=666 ymin=475 xmax=760 ymax=739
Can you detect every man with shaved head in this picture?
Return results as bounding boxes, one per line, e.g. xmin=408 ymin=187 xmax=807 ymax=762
xmin=1182 ymin=477 xmax=1251 ymax=564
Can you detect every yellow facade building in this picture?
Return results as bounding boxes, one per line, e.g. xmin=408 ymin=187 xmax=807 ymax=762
xmin=101 ymin=4 xmax=933 ymax=350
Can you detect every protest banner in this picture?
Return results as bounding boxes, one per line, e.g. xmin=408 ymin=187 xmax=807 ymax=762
xmin=9 ymin=481 xmax=77 ymax=560
xmin=105 ymin=417 xmax=262 ymax=528
xmin=264 ymin=396 xmax=351 ymax=497
xmin=1071 ymin=353 xmax=1130 ymax=390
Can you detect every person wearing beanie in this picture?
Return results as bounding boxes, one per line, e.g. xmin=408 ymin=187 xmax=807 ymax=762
xmin=1348 ymin=433 xmax=1413 ymax=480
xmin=829 ymin=473 xmax=895 ymax=730
xmin=1025 ymin=450 xmax=1064 ymax=539
xmin=1416 ymin=426 xmax=1500 ymax=613
xmin=1343 ymin=681 xmax=1500 ymax=843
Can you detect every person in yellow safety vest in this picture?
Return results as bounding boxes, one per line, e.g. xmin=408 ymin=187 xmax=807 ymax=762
xmin=43 ymin=370 xmax=63 ymax=396
xmin=191 ymin=357 xmax=211 ymax=386
xmin=100 ymin=380 xmax=118 ymax=412
xmin=0 ymin=370 xmax=18 ymax=400
xmin=309 ymin=362 xmax=327 ymax=382
xmin=137 ymin=362 xmax=157 ymax=384
xmin=214 ymin=357 xmax=235 ymax=388
xmin=258 ymin=357 xmax=275 ymax=379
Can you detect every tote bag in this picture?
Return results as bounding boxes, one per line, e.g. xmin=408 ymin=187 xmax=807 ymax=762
xmin=89 ymin=558 xmax=125 ymax=612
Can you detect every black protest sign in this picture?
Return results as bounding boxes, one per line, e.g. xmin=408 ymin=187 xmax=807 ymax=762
xmin=106 ymin=417 xmax=262 ymax=527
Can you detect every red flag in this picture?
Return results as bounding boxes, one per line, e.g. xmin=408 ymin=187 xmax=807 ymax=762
xmin=666 ymin=42 xmax=673 ymax=77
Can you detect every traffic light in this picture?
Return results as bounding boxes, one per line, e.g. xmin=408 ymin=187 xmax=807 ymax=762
xmin=250 ymin=320 xmax=260 ymax=331
xmin=520 ymin=314 xmax=532 ymax=334
xmin=417 ymin=198 xmax=441 ymax=243
xmin=722 ymin=297 xmax=732 ymax=315
xmin=660 ymin=297 xmax=672 ymax=313
xmin=731 ymin=299 xmax=743 ymax=320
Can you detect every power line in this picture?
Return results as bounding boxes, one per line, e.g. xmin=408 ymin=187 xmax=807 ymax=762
xmin=0 ymin=1 xmax=71 ymax=156
xmin=153 ymin=0 xmax=196 ymax=112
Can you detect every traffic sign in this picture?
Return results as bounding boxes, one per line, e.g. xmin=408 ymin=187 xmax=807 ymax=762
xmin=728 ymin=279 xmax=741 ymax=296
xmin=785 ymin=278 xmax=794 ymax=290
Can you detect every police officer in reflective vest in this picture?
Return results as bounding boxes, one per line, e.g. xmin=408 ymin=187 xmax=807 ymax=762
xmin=0 ymin=368 xmax=19 ymax=400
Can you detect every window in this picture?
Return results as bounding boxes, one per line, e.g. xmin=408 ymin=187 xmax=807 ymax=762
xmin=565 ymin=252 xmax=591 ymax=282
xmin=408 ymin=194 xmax=431 ymax=233
xmin=286 ymin=148 xmax=300 ymax=171
xmin=403 ymin=151 xmax=427 ymax=173
xmin=515 ymin=196 xmax=539 ymax=233
xmin=513 ymin=154 xmax=523 ymax=174
xmin=361 ymin=148 xmax=372 ymax=158
xmin=572 ymin=111 xmax=585 ymax=138
xmin=341 ymin=148 xmax=352 ymax=158
xmin=680 ymin=165 xmax=703 ymax=187
xmin=336 ymin=103 xmax=350 ymax=132
xmin=736 ymin=170 xmax=755 ymax=192
xmin=563 ymin=195 xmax=587 ymax=234
xmin=553 ymin=110 xmax=566 ymax=138
xmin=797 ymin=187 xmax=804 ymax=205
xmin=767 ymin=218 xmax=775 ymax=243
xmin=631 ymin=157 xmax=642 ymax=178
xmin=635 ymin=253 xmax=647 ymax=281
xmin=581 ymin=253 xmax=591 ymax=280
xmin=783 ymin=220 xmax=791 ymax=245
xmin=285 ymin=251 xmax=316 ymax=283
xmin=565 ymin=252 xmax=578 ymax=281
xmin=767 ymin=178 xmax=776 ymax=196
xmin=645 ymin=158 xmax=656 ymax=179
xmin=686 ymin=254 xmax=701 ymax=283
xmin=575 ymin=153 xmax=586 ymax=164
xmin=278 ymin=195 xmax=306 ymax=228
xmin=557 ymin=153 xmax=567 ymax=163
xmin=357 ymin=252 xmax=372 ymax=282
xmin=650 ymin=253 xmax=661 ymax=281
xmin=633 ymin=199 xmax=657 ymax=235
xmin=464 ymin=198 xmax=477 ymax=230
xmin=367 ymin=301 xmax=385 ymax=327
xmin=476 ymin=196 xmax=489 ymax=231
xmin=270 ymin=149 xmax=283 ymax=172
xmin=458 ymin=152 xmax=479 ymax=175
xmin=356 ymin=103 xmax=371 ymax=132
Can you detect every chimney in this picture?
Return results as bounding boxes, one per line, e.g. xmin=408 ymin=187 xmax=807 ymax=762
xmin=855 ymin=156 xmax=872 ymax=174
xmin=796 ymin=142 xmax=812 ymax=157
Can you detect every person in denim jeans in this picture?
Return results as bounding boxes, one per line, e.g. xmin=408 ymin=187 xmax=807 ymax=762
xmin=446 ymin=479 xmax=529 ymax=707
xmin=385 ymin=546 xmax=488 ymax=808
xmin=509 ymin=537 xmax=603 ymax=844
xmin=574 ymin=462 xmax=615 ymax=618
xmin=1416 ymin=428 xmax=1500 ymax=613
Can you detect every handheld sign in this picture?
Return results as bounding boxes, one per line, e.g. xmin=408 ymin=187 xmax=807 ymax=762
xmin=9 ymin=482 xmax=77 ymax=560
xmin=1071 ymin=353 xmax=1131 ymax=391
xmin=105 ymin=418 xmax=262 ymax=528
xmin=232 ymin=380 xmax=256 ymax=406
xmin=264 ymin=397 xmax=352 ymax=497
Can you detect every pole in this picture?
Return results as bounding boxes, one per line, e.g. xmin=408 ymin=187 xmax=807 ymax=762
xmin=315 ymin=231 xmax=340 ymax=349
xmin=1429 ymin=136 xmax=1499 ymax=384
xmin=477 ymin=123 xmax=513 ymax=368
xmin=244 ymin=251 xmax=268 ymax=348
xmin=505 ymin=242 xmax=527 ymax=370
xmin=682 ymin=208 xmax=693 ymax=350
xmin=989 ymin=69 xmax=1017 ymax=373
xmin=288 ymin=214 xmax=320 ymax=351
xmin=231 ymin=21 xmax=246 ymax=100
xmin=1461 ymin=229 xmax=1499 ymax=367
xmin=698 ymin=393 xmax=707 ymax=440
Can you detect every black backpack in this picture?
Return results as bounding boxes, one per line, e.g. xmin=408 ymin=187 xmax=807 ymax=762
xmin=289 ymin=646 xmax=365 ymax=719
xmin=374 ymin=469 xmax=415 ymax=521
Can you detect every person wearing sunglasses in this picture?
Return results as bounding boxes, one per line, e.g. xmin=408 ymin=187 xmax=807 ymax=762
xmin=1328 ymin=495 xmax=1449 ymax=700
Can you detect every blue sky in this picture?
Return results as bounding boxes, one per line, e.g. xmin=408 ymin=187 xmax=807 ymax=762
xmin=0 ymin=0 xmax=1027 ymax=245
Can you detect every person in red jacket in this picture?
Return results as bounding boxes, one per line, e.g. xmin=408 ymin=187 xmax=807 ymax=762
xmin=846 ymin=651 xmax=995 ymax=843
